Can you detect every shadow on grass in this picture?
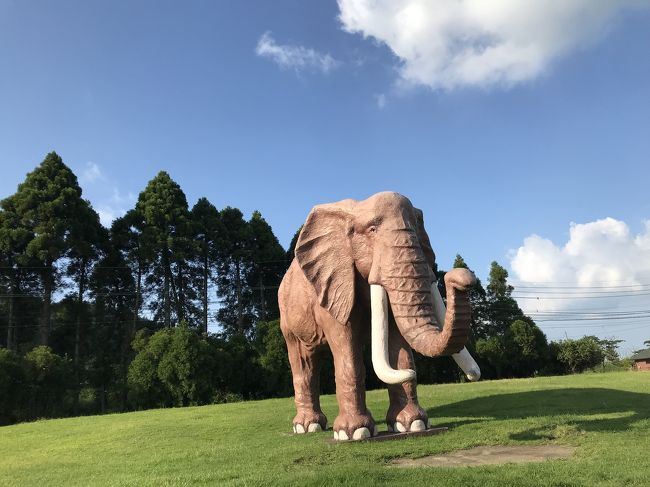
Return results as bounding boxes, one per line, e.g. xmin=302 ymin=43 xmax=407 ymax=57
xmin=426 ymin=388 xmax=650 ymax=440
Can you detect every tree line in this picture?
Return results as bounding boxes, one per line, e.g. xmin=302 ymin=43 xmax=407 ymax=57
xmin=0 ymin=152 xmax=626 ymax=425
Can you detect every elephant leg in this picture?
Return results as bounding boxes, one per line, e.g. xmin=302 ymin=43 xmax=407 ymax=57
xmin=283 ymin=330 xmax=327 ymax=433
xmin=385 ymin=318 xmax=429 ymax=432
xmin=322 ymin=314 xmax=376 ymax=441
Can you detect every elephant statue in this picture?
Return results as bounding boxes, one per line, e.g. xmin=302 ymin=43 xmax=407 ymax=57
xmin=278 ymin=192 xmax=480 ymax=441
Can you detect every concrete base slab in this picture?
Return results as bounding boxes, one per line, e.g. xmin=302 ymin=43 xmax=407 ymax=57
xmin=329 ymin=427 xmax=448 ymax=443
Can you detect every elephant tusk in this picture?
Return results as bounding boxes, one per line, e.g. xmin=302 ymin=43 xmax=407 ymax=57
xmin=452 ymin=347 xmax=481 ymax=382
xmin=431 ymin=282 xmax=481 ymax=382
xmin=370 ymin=285 xmax=417 ymax=385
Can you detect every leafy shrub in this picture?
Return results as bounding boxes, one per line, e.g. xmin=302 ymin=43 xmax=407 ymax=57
xmin=78 ymin=387 xmax=99 ymax=414
xmin=128 ymin=323 xmax=234 ymax=409
xmin=127 ymin=329 xmax=173 ymax=408
xmin=0 ymin=348 xmax=26 ymax=425
xmin=556 ymin=336 xmax=604 ymax=373
xmin=23 ymin=346 xmax=75 ymax=419
xmin=254 ymin=320 xmax=292 ymax=396
xmin=212 ymin=391 xmax=243 ymax=404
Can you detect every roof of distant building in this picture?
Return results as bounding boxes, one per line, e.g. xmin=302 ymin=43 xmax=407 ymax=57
xmin=631 ymin=348 xmax=650 ymax=360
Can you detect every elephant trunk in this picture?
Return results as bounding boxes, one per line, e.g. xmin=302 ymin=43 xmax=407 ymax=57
xmin=369 ymin=231 xmax=475 ymax=383
xmin=385 ymin=270 xmax=473 ymax=357
xmin=381 ymin=231 xmax=475 ymax=354
xmin=423 ymin=269 xmax=474 ymax=354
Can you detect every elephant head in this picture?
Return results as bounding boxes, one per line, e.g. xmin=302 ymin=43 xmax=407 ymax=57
xmin=294 ymin=192 xmax=476 ymax=385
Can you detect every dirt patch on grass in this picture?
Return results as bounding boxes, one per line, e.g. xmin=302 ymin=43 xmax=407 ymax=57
xmin=391 ymin=444 xmax=576 ymax=468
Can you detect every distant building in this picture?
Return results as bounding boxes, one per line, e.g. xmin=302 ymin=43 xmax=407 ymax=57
xmin=631 ymin=348 xmax=650 ymax=371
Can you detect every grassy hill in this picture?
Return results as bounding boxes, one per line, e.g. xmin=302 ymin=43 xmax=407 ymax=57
xmin=1 ymin=371 xmax=648 ymax=486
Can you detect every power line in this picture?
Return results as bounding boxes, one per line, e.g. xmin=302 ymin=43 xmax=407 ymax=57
xmin=513 ymin=290 xmax=650 ymax=296
xmin=527 ymin=310 xmax=650 ymax=318
xmin=3 ymin=319 xmax=156 ymax=329
xmin=0 ymin=293 xmax=138 ymax=298
xmin=507 ymin=272 xmax=650 ymax=285
xmin=514 ymin=283 xmax=650 ymax=290
xmin=513 ymin=292 xmax=650 ymax=299
xmin=525 ymin=308 xmax=650 ymax=314
xmin=541 ymin=322 xmax=649 ymax=331
xmin=513 ymin=288 xmax=650 ymax=295
xmin=533 ymin=314 xmax=650 ymax=323
xmin=0 ymin=266 xmax=133 ymax=270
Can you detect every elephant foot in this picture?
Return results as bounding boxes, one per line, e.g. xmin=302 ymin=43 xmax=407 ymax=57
xmin=386 ymin=402 xmax=428 ymax=433
xmin=333 ymin=411 xmax=377 ymax=441
xmin=292 ymin=409 xmax=327 ymax=434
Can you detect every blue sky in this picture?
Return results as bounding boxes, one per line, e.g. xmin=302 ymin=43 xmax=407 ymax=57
xmin=1 ymin=1 xmax=649 ymax=351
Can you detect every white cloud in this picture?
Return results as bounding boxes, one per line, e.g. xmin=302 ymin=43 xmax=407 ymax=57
xmin=97 ymin=206 xmax=120 ymax=227
xmin=80 ymin=161 xmax=104 ymax=184
xmin=509 ymin=218 xmax=650 ymax=351
xmin=255 ymin=31 xmax=340 ymax=74
xmin=338 ymin=0 xmax=647 ymax=90
xmin=512 ymin=218 xmax=650 ymax=286
xmin=110 ymin=188 xmax=136 ymax=206
xmin=94 ymin=188 xmax=136 ymax=227
xmin=374 ymin=93 xmax=387 ymax=108
xmin=76 ymin=161 xmax=136 ymax=227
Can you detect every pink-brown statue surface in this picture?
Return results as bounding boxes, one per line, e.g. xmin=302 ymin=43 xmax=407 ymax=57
xmin=279 ymin=192 xmax=477 ymax=441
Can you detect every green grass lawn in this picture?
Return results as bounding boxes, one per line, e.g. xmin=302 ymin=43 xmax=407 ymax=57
xmin=1 ymin=371 xmax=649 ymax=486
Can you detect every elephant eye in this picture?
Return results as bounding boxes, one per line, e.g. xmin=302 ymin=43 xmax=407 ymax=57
xmin=364 ymin=217 xmax=381 ymax=234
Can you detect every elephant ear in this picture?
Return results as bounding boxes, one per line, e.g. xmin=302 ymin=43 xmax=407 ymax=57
xmin=295 ymin=203 xmax=355 ymax=325
xmin=413 ymin=207 xmax=436 ymax=271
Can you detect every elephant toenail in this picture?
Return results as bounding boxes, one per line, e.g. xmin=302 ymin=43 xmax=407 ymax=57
xmin=410 ymin=419 xmax=425 ymax=431
xmin=352 ymin=427 xmax=371 ymax=440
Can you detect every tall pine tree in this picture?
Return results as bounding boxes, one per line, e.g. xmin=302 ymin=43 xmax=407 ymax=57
xmin=8 ymin=152 xmax=88 ymax=345
xmin=190 ymin=198 xmax=223 ymax=333
xmin=485 ymin=261 xmax=522 ymax=335
xmin=111 ymin=210 xmax=148 ymax=340
xmin=66 ymin=201 xmax=106 ymax=373
xmin=246 ymin=211 xmax=286 ymax=323
xmin=135 ymin=172 xmax=195 ymax=327
xmin=89 ymin=232 xmax=136 ymax=411
xmin=0 ymin=196 xmax=41 ymax=350
xmin=216 ymin=207 xmax=253 ymax=336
